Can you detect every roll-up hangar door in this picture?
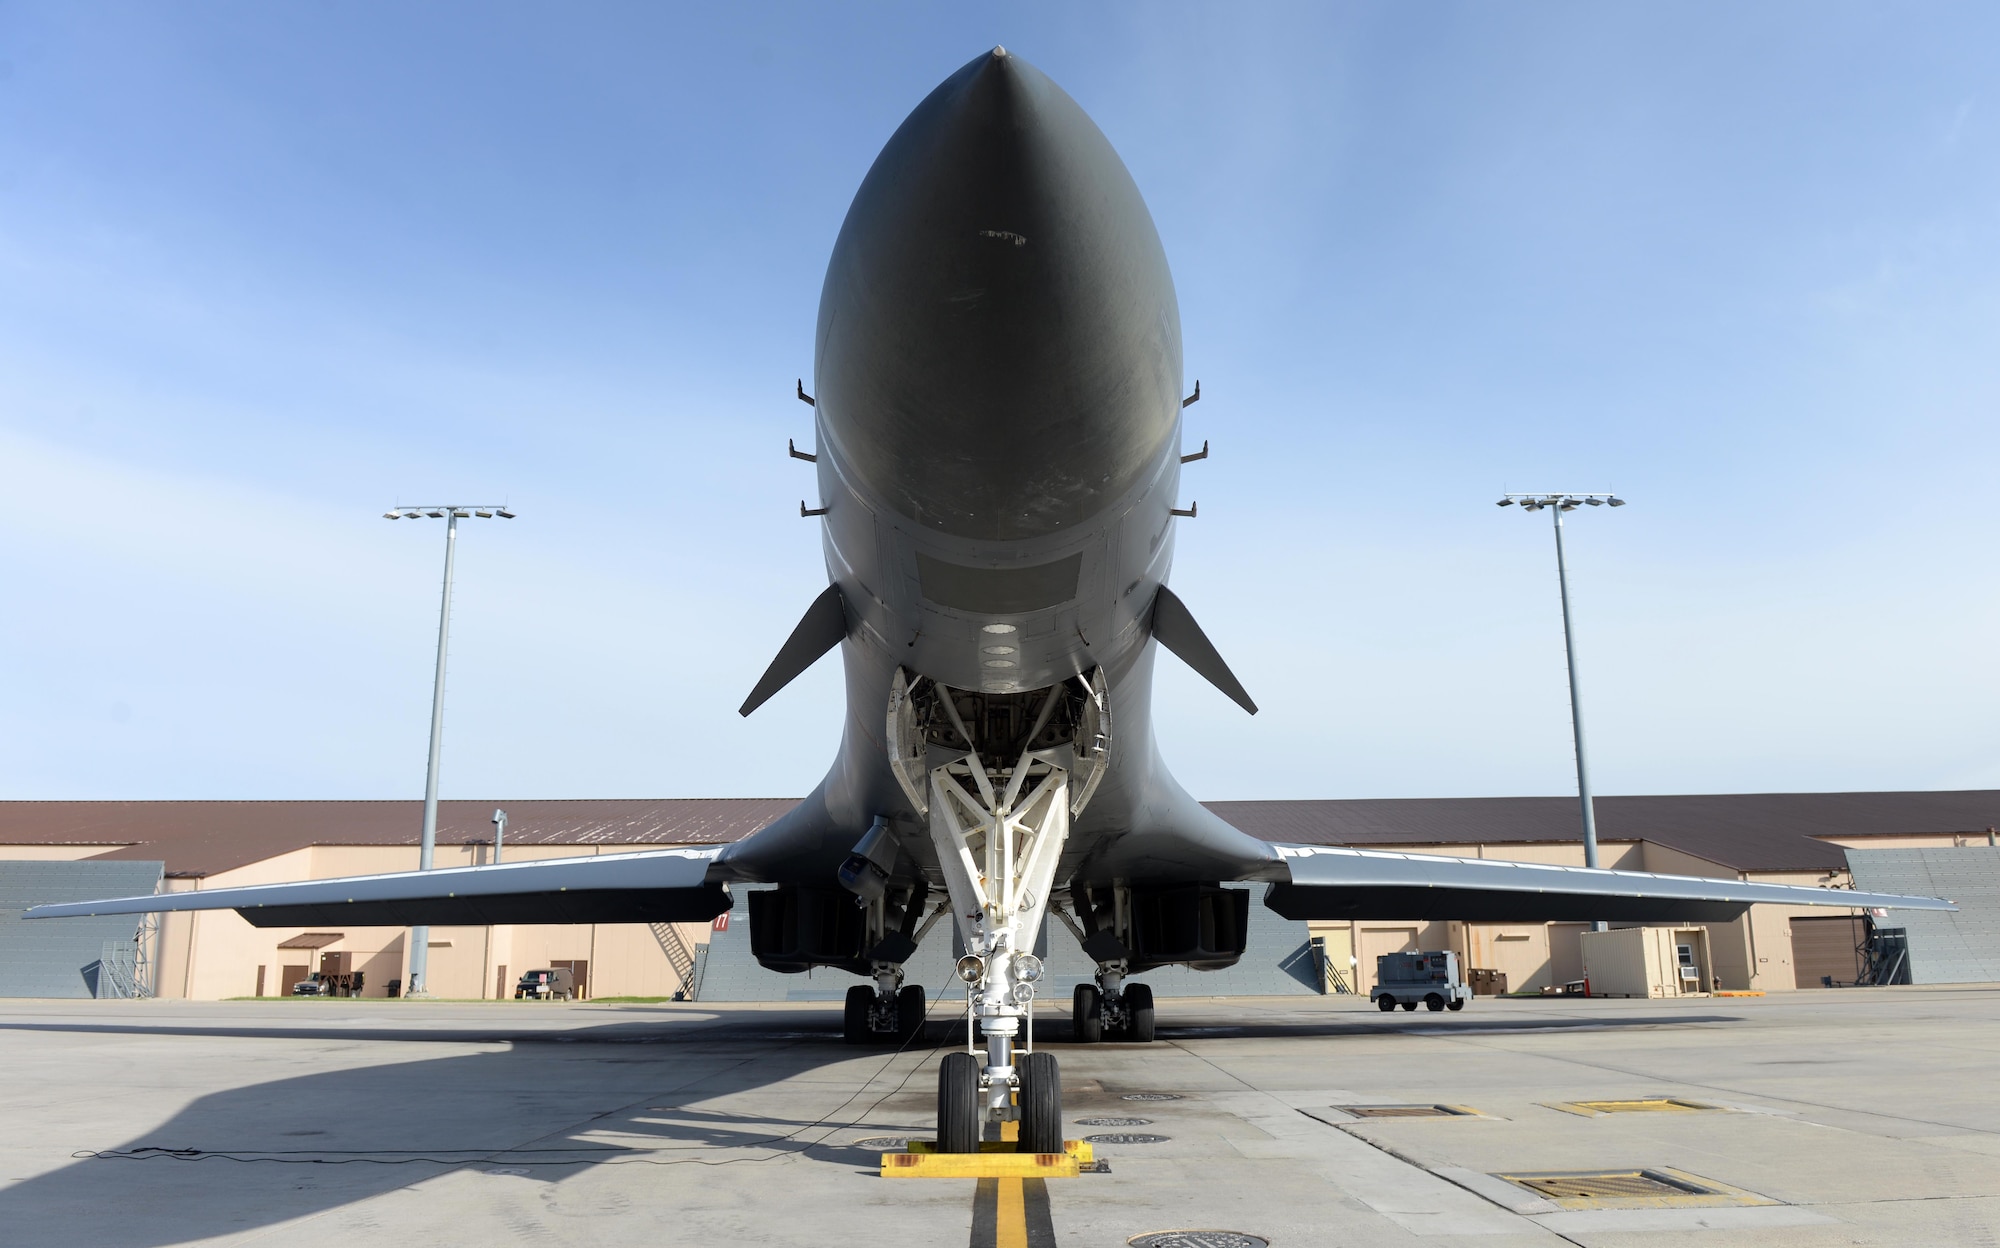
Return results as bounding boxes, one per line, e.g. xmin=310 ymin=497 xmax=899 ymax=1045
xmin=1790 ymin=915 xmax=1866 ymax=988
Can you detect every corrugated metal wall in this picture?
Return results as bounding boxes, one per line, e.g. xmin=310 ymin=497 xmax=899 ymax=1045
xmin=1846 ymin=848 xmax=2000 ymax=984
xmin=0 ymin=860 xmax=165 ymax=998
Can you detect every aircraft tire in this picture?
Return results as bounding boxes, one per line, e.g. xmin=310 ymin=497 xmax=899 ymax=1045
xmin=1018 ymin=1051 xmax=1063 ymax=1154
xmin=842 ymin=985 xmax=873 ymax=1045
xmin=1125 ymin=982 xmax=1156 ymax=1043
xmin=896 ymin=984 xmax=927 ymax=1042
xmin=1377 ymin=995 xmax=1397 ymax=1012
xmin=1424 ymin=993 xmax=1446 ymax=1012
xmin=1073 ymin=984 xmax=1103 ymax=1043
xmin=937 ymin=1051 xmax=981 ymax=1153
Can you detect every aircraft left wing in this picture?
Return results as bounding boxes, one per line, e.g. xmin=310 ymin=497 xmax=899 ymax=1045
xmin=22 ymin=847 xmax=731 ymax=928
xmin=1263 ymin=843 xmax=1955 ymax=925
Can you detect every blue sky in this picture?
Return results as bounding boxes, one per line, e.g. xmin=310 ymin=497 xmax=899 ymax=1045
xmin=1 ymin=4 xmax=1995 ymax=803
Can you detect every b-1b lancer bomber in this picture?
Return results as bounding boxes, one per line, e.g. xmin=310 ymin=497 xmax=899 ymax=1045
xmin=32 ymin=49 xmax=1953 ymax=1154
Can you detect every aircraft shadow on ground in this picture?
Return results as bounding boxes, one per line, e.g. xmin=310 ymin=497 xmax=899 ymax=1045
xmin=0 ymin=1013 xmax=938 ymax=1248
xmin=0 ymin=1008 xmax=1742 ymax=1246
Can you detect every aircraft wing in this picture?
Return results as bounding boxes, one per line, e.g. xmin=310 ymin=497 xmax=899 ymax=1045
xmin=1262 ymin=843 xmax=1956 ymax=925
xmin=22 ymin=847 xmax=731 ymax=928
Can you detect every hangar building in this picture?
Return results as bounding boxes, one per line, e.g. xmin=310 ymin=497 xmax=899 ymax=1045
xmin=1 ymin=790 xmax=1993 ymax=1001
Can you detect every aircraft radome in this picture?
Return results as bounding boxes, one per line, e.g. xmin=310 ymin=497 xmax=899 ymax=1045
xmin=30 ymin=48 xmax=1954 ymax=1154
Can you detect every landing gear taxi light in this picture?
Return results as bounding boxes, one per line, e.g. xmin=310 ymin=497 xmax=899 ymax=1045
xmin=955 ymin=955 xmax=985 ymax=984
xmin=1012 ymin=953 xmax=1044 ymax=983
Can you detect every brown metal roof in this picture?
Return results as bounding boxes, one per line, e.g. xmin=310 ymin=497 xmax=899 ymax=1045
xmin=0 ymin=791 xmax=1992 ymax=878
xmin=0 ymin=798 xmax=795 ymax=877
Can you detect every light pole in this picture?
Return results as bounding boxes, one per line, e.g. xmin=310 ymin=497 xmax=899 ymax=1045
xmin=492 ymin=808 xmax=507 ymax=864
xmin=383 ymin=503 xmax=516 ymax=995
xmin=1498 ymin=492 xmax=1624 ymax=930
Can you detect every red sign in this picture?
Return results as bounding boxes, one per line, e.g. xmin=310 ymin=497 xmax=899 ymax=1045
xmin=712 ymin=912 xmax=730 ymax=932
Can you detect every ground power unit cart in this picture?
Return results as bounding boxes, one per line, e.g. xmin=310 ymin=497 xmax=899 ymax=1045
xmin=1372 ymin=951 xmax=1472 ymax=1012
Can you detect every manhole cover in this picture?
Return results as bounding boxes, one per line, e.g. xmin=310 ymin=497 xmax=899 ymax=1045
xmin=1337 ymin=1104 xmax=1472 ymax=1118
xmin=1086 ymin=1133 xmax=1170 ymax=1145
xmin=851 ymin=1136 xmax=914 ymax=1150
xmin=1121 ymin=1093 xmax=1183 ymax=1102
xmin=1129 ymin=1233 xmax=1269 ymax=1248
xmin=1076 ymin=1117 xmax=1153 ymax=1127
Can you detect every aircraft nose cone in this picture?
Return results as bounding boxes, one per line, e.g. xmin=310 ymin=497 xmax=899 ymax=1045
xmin=814 ymin=51 xmax=1182 ymax=542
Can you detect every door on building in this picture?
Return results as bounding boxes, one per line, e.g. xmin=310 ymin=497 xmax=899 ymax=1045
xmin=255 ymin=966 xmax=266 ymax=998
xmin=1549 ymin=923 xmax=1589 ymax=987
xmin=1790 ymin=915 xmax=1866 ymax=988
xmin=281 ymin=964 xmax=309 ymax=995
xmin=1357 ymin=927 xmax=1418 ymax=994
xmin=551 ymin=959 xmax=588 ymax=1000
xmin=495 ymin=964 xmax=509 ymax=1001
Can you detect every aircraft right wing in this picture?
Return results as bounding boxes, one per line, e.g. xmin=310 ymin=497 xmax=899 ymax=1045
xmin=22 ymin=847 xmax=732 ymax=928
xmin=1262 ymin=842 xmax=1956 ymax=924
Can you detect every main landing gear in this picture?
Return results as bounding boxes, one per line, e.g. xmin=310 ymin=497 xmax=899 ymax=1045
xmin=1071 ymin=975 xmax=1155 ymax=1043
xmin=843 ymin=972 xmax=927 ymax=1045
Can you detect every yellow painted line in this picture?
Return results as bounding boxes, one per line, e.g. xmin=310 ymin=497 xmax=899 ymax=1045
xmin=996 ymin=1174 xmax=1027 ymax=1248
xmin=995 ymin=1122 xmax=1026 ymax=1248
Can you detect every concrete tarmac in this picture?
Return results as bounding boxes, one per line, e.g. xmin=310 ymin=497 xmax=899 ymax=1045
xmin=2 ymin=987 xmax=1997 ymax=1246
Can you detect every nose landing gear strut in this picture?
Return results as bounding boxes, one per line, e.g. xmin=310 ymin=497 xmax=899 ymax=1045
xmin=922 ymin=688 xmax=1075 ymax=1155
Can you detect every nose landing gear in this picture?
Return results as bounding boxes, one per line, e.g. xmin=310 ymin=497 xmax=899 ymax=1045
xmin=892 ymin=671 xmax=1110 ymax=1155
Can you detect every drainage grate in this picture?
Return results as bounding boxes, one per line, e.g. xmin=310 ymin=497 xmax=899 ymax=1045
xmin=1077 ymin=1117 xmax=1153 ymax=1127
xmin=1121 ymin=1093 xmax=1183 ymax=1102
xmin=1497 ymin=1168 xmax=1777 ymax=1210
xmin=1548 ymin=1097 xmax=1719 ymax=1116
xmin=1087 ymin=1133 xmax=1170 ymax=1145
xmin=1129 ymin=1233 xmax=1268 ymax=1248
xmin=1336 ymin=1104 xmax=1473 ymax=1118
xmin=852 ymin=1136 xmax=915 ymax=1151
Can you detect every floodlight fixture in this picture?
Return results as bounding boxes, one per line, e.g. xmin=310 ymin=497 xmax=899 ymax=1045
xmin=425 ymin=510 xmax=444 ymax=518
xmin=1496 ymin=498 xmax=1515 ymax=507
xmin=475 ymin=510 xmax=493 ymax=518
xmin=497 ymin=509 xmax=516 ymax=519
xmin=1608 ymin=497 xmax=1625 ymax=507
xmin=383 ymin=511 xmax=400 ymax=520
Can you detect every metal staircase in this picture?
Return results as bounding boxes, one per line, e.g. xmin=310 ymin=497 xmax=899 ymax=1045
xmin=650 ymin=922 xmax=705 ymax=1000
